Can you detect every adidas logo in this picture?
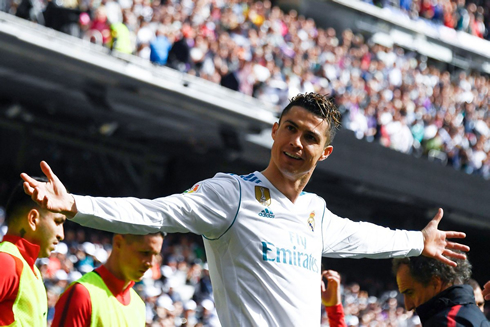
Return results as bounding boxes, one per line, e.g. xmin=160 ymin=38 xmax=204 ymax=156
xmin=258 ymin=208 xmax=275 ymax=218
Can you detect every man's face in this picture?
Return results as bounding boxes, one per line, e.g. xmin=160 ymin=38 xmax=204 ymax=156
xmin=473 ymin=285 xmax=485 ymax=312
xmin=396 ymin=264 xmax=440 ymax=311
xmin=119 ymin=234 xmax=163 ymax=282
xmin=270 ymin=106 xmax=333 ymax=180
xmin=31 ymin=210 xmax=66 ymax=258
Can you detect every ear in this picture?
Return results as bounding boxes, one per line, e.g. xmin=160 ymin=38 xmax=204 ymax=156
xmin=319 ymin=145 xmax=333 ymax=162
xmin=271 ymin=122 xmax=279 ymax=140
xmin=430 ymin=276 xmax=444 ymax=292
xmin=27 ymin=209 xmax=41 ymax=231
xmin=113 ymin=234 xmax=124 ymax=250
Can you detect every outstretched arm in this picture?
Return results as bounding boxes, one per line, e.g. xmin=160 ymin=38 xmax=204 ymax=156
xmin=421 ymin=208 xmax=469 ymax=267
xmin=483 ymin=281 xmax=490 ymax=300
xmin=20 ymin=161 xmax=77 ymax=218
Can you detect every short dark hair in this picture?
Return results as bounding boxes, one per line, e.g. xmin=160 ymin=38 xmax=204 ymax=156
xmin=392 ymin=253 xmax=472 ymax=287
xmin=467 ymin=278 xmax=481 ymax=291
xmin=5 ymin=177 xmax=48 ymax=226
xmin=120 ymin=231 xmax=166 ymax=244
xmin=279 ymin=92 xmax=342 ymax=145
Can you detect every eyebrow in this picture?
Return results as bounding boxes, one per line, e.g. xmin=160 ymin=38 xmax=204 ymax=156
xmin=399 ymin=288 xmax=411 ymax=295
xmin=284 ymin=119 xmax=322 ymax=140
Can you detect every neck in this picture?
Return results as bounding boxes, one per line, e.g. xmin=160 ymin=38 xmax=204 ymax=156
xmin=6 ymin=226 xmax=31 ymax=242
xmin=104 ymin=254 xmax=131 ymax=288
xmin=262 ymin=165 xmax=312 ymax=203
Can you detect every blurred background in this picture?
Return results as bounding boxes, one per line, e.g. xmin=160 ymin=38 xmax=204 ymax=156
xmin=0 ymin=0 xmax=489 ymax=325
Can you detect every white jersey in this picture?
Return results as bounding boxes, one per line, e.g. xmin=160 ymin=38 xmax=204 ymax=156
xmin=72 ymin=171 xmax=423 ymax=327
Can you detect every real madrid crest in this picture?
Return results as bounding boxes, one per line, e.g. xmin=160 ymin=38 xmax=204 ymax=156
xmin=255 ymin=186 xmax=271 ymax=207
xmin=307 ymin=211 xmax=315 ymax=232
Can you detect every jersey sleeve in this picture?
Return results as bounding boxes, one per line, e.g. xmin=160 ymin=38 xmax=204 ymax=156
xmin=0 ymin=253 xmax=22 ymax=325
xmin=71 ymin=173 xmax=240 ymax=239
xmin=321 ymin=206 xmax=424 ymax=258
xmin=51 ymin=283 xmax=91 ymax=327
xmin=325 ymin=304 xmax=347 ymax=327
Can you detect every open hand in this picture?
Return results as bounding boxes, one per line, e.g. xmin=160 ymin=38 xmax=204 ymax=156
xmin=20 ymin=161 xmax=77 ymax=217
xmin=421 ymin=208 xmax=469 ymax=267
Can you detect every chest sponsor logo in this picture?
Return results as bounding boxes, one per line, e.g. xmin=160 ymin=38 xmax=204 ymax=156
xmin=258 ymin=208 xmax=275 ymax=218
xmin=184 ymin=184 xmax=200 ymax=194
xmin=307 ymin=211 xmax=315 ymax=232
xmin=261 ymin=239 xmax=319 ymax=273
xmin=255 ymin=186 xmax=271 ymax=206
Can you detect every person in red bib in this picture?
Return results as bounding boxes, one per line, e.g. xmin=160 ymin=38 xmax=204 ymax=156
xmin=52 ymin=232 xmax=164 ymax=327
xmin=0 ymin=177 xmax=67 ymax=326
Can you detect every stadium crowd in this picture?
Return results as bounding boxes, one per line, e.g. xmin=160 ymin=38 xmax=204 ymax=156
xmin=365 ymin=0 xmax=490 ymax=40
xmin=0 ymin=208 xmax=448 ymax=327
xmin=3 ymin=0 xmax=490 ymax=179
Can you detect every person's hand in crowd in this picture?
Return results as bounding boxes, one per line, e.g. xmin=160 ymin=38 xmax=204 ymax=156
xmin=321 ymin=270 xmax=342 ymax=307
xmin=421 ymin=208 xmax=469 ymax=267
xmin=483 ymin=280 xmax=490 ymax=300
xmin=21 ymin=161 xmax=77 ymax=218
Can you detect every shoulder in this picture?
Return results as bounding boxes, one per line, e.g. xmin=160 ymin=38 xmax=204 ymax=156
xmin=60 ymin=282 xmax=92 ymax=304
xmin=185 ymin=173 xmax=241 ymax=195
xmin=298 ymin=191 xmax=326 ymax=209
xmin=52 ymin=283 xmax=92 ymax=327
xmin=0 ymin=252 xmax=23 ymax=278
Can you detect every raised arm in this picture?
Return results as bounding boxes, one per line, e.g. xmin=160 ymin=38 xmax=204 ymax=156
xmin=421 ymin=208 xmax=469 ymax=267
xmin=321 ymin=270 xmax=346 ymax=327
xmin=20 ymin=161 xmax=77 ymax=218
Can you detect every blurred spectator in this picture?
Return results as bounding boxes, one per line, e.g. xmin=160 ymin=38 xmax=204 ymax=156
xmin=150 ymin=26 xmax=173 ymax=65
xmin=89 ymin=6 xmax=112 ymax=45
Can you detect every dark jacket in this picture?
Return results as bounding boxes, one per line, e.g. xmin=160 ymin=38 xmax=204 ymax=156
xmin=416 ymin=285 xmax=489 ymax=327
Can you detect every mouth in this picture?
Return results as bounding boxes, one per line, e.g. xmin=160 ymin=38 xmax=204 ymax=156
xmin=284 ymin=152 xmax=301 ymax=160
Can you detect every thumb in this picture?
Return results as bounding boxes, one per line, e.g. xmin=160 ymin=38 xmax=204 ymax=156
xmin=431 ymin=208 xmax=444 ymax=225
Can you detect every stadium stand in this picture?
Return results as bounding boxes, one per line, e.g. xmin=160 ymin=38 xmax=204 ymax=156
xmin=363 ymin=0 xmax=489 ymax=40
xmin=3 ymin=0 xmax=489 ymax=180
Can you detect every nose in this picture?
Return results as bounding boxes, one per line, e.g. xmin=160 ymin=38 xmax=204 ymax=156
xmin=57 ymin=226 xmax=64 ymax=241
xmin=144 ymin=255 xmax=154 ymax=269
xmin=404 ymin=296 xmax=413 ymax=311
xmin=290 ymin=133 xmax=302 ymax=148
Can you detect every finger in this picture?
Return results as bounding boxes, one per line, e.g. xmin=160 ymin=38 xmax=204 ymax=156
xmin=321 ymin=280 xmax=326 ymax=292
xmin=42 ymin=195 xmax=49 ymax=209
xmin=445 ymin=241 xmax=470 ymax=252
xmin=20 ymin=173 xmax=39 ymax=186
xmin=442 ymin=249 xmax=466 ymax=260
xmin=23 ymin=182 xmax=35 ymax=196
xmin=40 ymin=161 xmax=57 ymax=182
xmin=32 ymin=188 xmax=44 ymax=204
xmin=444 ymin=231 xmax=466 ymax=239
xmin=436 ymin=254 xmax=458 ymax=267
